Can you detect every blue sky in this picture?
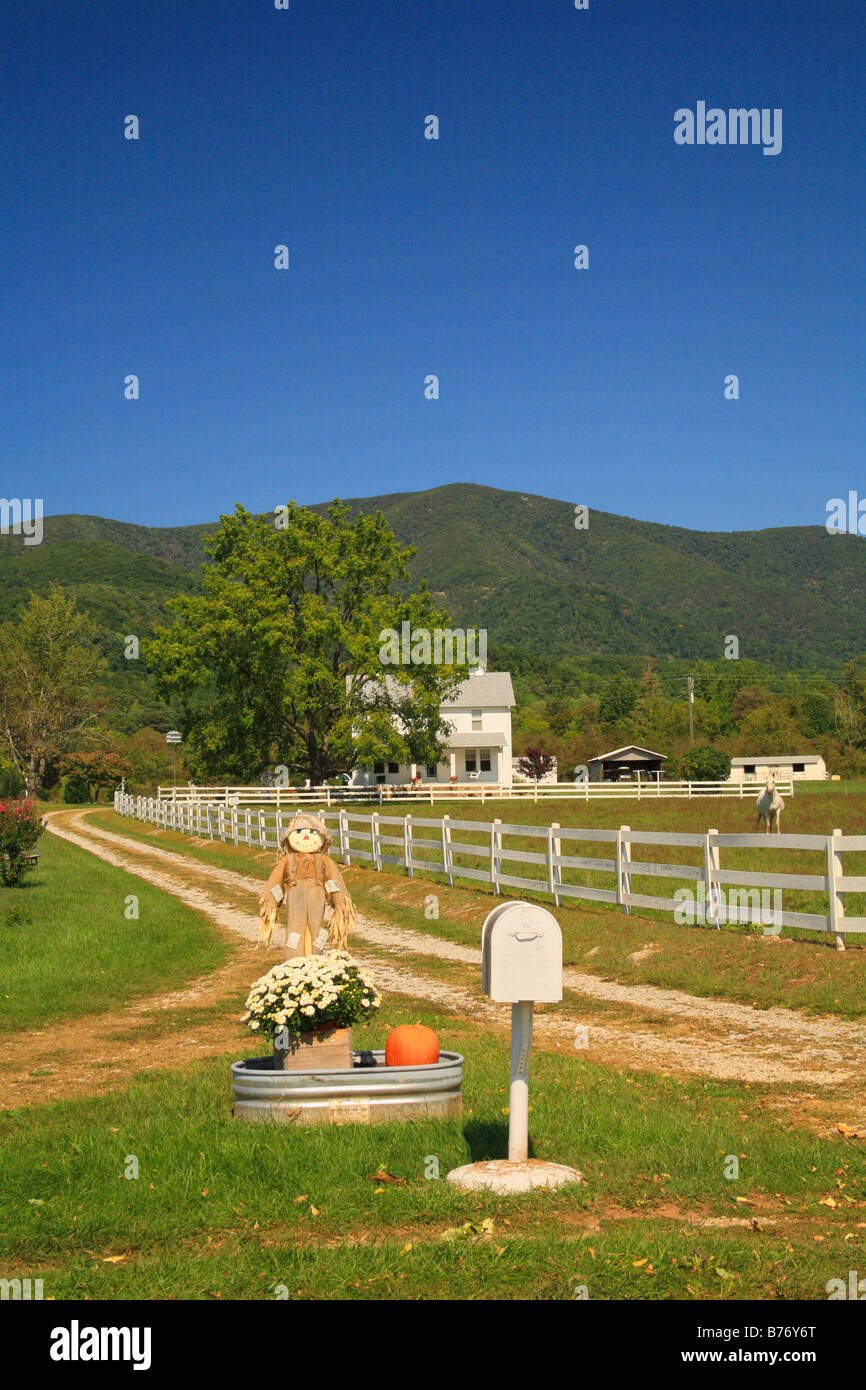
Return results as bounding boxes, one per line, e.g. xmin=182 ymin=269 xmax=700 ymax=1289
xmin=3 ymin=0 xmax=864 ymax=531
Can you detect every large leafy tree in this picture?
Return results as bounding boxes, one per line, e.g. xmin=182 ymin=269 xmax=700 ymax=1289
xmin=147 ymin=503 xmax=469 ymax=783
xmin=0 ymin=587 xmax=106 ymax=797
xmin=598 ymin=670 xmax=638 ymax=725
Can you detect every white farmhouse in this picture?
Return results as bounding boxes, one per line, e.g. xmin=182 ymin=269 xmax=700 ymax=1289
xmin=729 ymin=754 xmax=827 ymax=783
xmin=352 ymin=670 xmax=516 ymax=788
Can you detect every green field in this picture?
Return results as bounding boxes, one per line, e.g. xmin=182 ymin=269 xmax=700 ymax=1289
xmin=1 ymin=1003 xmax=861 ymax=1301
xmin=0 ymin=827 xmax=230 ymax=1032
xmin=2 ymin=805 xmax=864 ymax=1302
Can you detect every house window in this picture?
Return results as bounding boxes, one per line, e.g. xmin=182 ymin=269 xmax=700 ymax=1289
xmin=426 ymin=764 xmax=437 ymax=778
xmin=373 ymin=761 xmax=385 ymax=775
xmin=744 ymin=765 xmax=755 ymax=775
xmin=471 ymin=709 xmax=483 ymax=731
xmin=388 ymin=762 xmax=399 ymax=774
xmin=480 ymin=749 xmax=491 ymax=772
xmin=465 ymin=751 xmax=477 ymax=773
xmin=793 ymin=763 xmax=805 ymax=773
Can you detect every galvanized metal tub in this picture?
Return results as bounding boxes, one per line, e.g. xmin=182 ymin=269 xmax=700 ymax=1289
xmin=231 ymin=1049 xmax=463 ymax=1126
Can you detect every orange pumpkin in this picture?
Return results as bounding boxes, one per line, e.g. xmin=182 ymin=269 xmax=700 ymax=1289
xmin=385 ymin=1023 xmax=440 ymax=1067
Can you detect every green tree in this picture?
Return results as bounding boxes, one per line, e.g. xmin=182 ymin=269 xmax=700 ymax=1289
xmin=680 ymin=745 xmax=731 ymax=781
xmin=0 ymin=587 xmax=106 ymax=796
xmin=147 ymin=503 xmax=468 ymax=784
xmin=598 ymin=671 xmax=638 ymax=724
xmin=800 ymin=690 xmax=833 ymax=737
xmin=58 ymin=751 xmax=133 ymax=803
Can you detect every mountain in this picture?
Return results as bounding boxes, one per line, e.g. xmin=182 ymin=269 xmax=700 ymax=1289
xmin=0 ymin=485 xmax=862 ymax=719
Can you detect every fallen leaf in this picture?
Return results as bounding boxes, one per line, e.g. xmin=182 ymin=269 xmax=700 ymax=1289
xmin=632 ymin=1258 xmax=648 ymax=1268
xmin=819 ymin=1197 xmax=837 ymax=1208
xmin=293 ymin=1194 xmax=308 ymax=1204
xmin=309 ymin=1205 xmax=320 ymax=1217
xmin=102 ymin=1255 xmax=126 ymax=1264
xmin=401 ymin=1242 xmax=413 ymax=1254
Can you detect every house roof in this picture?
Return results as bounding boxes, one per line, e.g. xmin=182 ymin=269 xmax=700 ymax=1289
xmin=441 ymin=671 xmax=515 ymax=708
xmin=730 ymin=754 xmax=823 ymax=765
xmin=361 ymin=669 xmax=515 ymax=709
xmin=588 ymin=744 xmax=668 ymax=764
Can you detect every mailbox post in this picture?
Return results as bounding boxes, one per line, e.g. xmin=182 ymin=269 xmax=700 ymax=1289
xmin=447 ymin=901 xmax=582 ymax=1195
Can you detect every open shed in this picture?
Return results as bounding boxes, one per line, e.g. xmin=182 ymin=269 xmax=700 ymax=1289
xmin=587 ymin=744 xmax=667 ymax=783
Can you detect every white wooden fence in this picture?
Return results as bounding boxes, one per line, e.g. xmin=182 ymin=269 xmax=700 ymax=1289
xmin=115 ymin=792 xmax=859 ymax=946
xmin=153 ymin=778 xmax=794 ymax=807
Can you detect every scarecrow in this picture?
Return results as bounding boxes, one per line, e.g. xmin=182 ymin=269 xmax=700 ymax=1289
xmin=257 ymin=812 xmax=355 ymax=955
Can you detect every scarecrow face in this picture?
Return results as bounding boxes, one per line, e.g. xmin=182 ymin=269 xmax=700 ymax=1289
xmin=287 ymin=826 xmax=324 ymax=854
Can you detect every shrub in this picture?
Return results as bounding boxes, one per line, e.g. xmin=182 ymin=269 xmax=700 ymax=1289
xmin=680 ymin=746 xmax=732 ymax=781
xmin=0 ymin=800 xmax=44 ymax=886
xmin=62 ymin=776 xmax=92 ymax=804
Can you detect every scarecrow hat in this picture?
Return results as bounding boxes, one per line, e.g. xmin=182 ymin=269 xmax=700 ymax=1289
xmin=280 ymin=812 xmax=332 ymax=852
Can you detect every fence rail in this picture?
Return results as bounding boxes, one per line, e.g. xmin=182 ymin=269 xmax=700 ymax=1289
xmin=152 ymin=778 xmax=794 ymax=806
xmin=115 ymin=792 xmax=855 ymax=946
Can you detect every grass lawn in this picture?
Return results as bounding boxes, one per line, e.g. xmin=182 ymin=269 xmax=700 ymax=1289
xmin=0 ymin=825 xmax=231 ymax=1033
xmin=90 ymin=809 xmax=866 ymax=1018
xmin=1 ymin=993 xmax=863 ymax=1301
xmin=2 ymin=808 xmax=864 ymax=1302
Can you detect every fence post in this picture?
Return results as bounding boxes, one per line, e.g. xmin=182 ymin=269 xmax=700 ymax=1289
xmin=704 ymin=829 xmax=721 ymax=930
xmin=244 ymin=809 xmax=251 ymax=846
xmin=617 ymin=825 xmax=631 ymax=916
xmin=491 ymin=818 xmax=502 ymax=895
xmin=534 ymin=780 xmax=538 ymax=804
xmin=338 ymin=808 xmax=350 ymax=865
xmin=371 ymin=811 xmax=381 ymax=871
xmin=827 ymin=828 xmax=846 ymax=951
xmin=442 ymin=814 xmax=454 ymax=887
xmin=688 ymin=781 xmax=692 ymax=799
xmin=326 ymin=786 xmax=331 ymax=807
xmin=548 ymin=822 xmax=562 ymax=907
xmin=257 ymin=809 xmax=266 ymax=849
xmin=404 ymin=814 xmax=413 ymax=878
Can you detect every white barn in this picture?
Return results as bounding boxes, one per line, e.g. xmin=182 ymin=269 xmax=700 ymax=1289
xmin=729 ymin=754 xmax=827 ymax=783
xmin=352 ymin=670 xmax=516 ymax=788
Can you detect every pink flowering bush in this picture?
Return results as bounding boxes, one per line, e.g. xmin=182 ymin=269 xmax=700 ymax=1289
xmin=0 ymin=800 xmax=45 ymax=886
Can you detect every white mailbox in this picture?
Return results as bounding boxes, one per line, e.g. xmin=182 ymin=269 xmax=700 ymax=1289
xmin=481 ymin=902 xmax=563 ymax=1004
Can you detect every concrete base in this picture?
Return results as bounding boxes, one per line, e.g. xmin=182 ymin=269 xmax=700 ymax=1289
xmin=446 ymin=1159 xmax=582 ymax=1195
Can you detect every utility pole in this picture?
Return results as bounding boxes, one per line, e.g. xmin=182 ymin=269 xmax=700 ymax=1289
xmin=166 ymin=731 xmax=182 ymax=798
xmin=687 ymin=676 xmax=695 ymax=746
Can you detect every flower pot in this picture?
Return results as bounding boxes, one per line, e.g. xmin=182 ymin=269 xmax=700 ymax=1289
xmin=273 ymin=1023 xmax=352 ymax=1072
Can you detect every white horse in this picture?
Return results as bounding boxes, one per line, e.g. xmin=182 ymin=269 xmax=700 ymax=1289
xmin=755 ymin=772 xmax=784 ymax=833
